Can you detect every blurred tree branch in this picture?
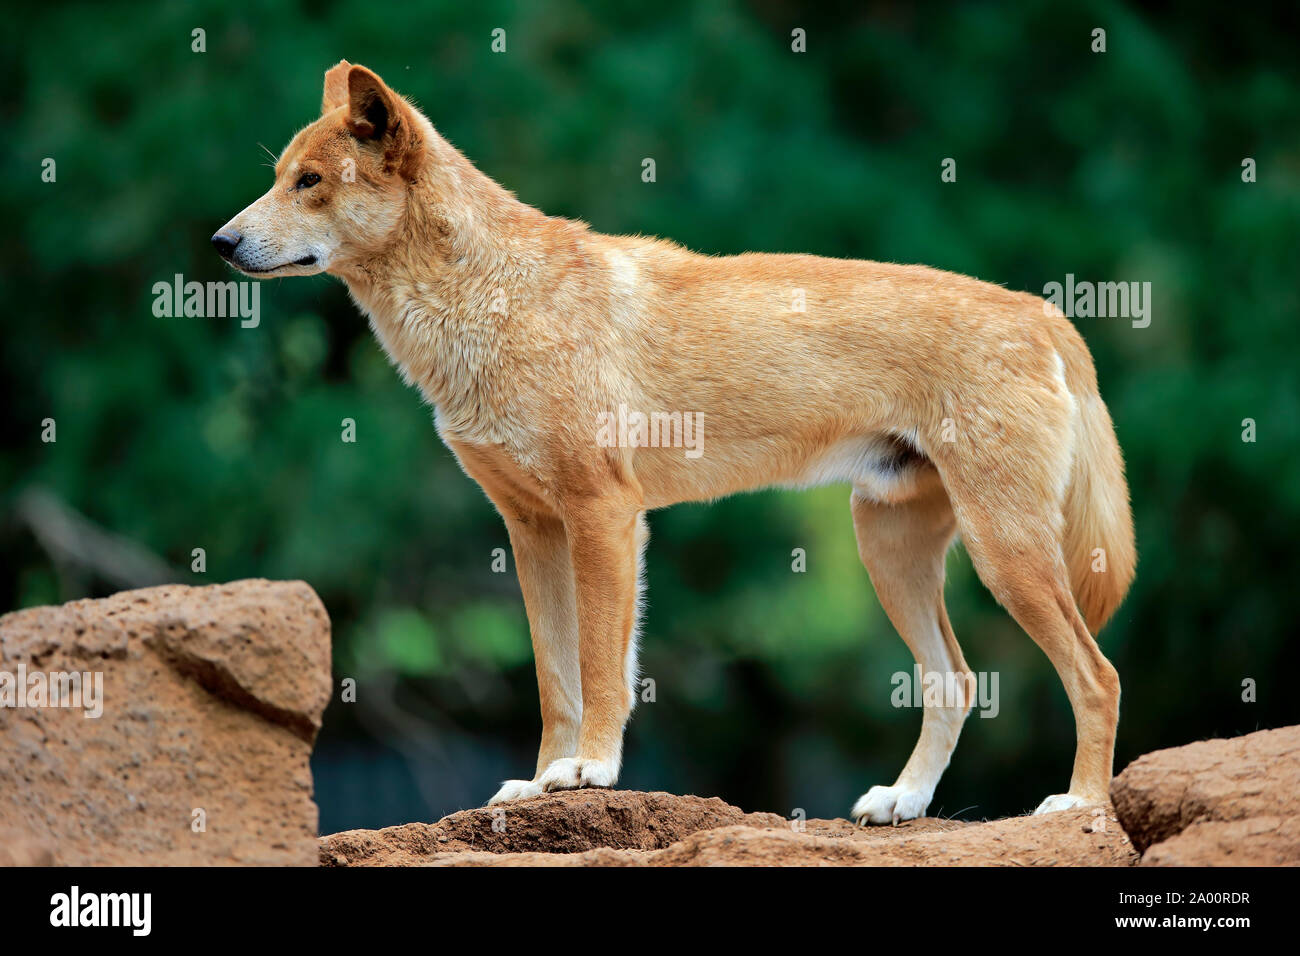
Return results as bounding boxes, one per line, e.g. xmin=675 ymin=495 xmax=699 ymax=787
xmin=15 ymin=487 xmax=181 ymax=600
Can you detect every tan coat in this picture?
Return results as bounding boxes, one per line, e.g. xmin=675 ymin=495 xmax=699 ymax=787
xmin=216 ymin=62 xmax=1135 ymax=823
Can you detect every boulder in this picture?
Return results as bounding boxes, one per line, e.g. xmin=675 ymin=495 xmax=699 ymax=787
xmin=1110 ymin=726 xmax=1300 ymax=866
xmin=0 ymin=580 xmax=331 ymax=866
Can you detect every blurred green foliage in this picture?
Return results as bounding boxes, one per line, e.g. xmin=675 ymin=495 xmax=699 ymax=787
xmin=2 ymin=0 xmax=1298 ymax=827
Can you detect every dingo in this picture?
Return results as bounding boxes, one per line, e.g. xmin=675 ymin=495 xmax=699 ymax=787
xmin=215 ymin=62 xmax=1134 ymax=823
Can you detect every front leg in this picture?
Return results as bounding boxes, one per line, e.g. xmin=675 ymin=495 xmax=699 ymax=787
xmin=487 ymin=512 xmax=582 ymax=805
xmin=536 ymin=497 xmax=642 ymax=794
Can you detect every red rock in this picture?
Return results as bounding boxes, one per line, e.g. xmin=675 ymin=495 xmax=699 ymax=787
xmin=0 ymin=580 xmax=331 ymax=866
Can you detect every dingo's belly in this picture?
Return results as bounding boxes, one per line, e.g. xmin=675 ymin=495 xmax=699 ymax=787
xmin=631 ymin=430 xmax=932 ymax=509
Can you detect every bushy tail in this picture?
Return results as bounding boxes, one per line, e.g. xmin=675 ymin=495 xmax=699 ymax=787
xmin=1056 ymin=332 xmax=1136 ymax=634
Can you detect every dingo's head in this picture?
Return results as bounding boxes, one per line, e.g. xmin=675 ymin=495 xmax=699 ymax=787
xmin=213 ymin=61 xmax=424 ymax=277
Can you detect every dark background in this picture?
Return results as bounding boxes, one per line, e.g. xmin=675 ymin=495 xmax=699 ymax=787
xmin=3 ymin=0 xmax=1298 ymax=832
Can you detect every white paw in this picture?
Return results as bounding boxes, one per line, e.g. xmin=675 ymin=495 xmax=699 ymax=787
xmin=537 ymin=756 xmax=619 ymax=793
xmin=1033 ymin=792 xmax=1093 ymax=814
xmin=487 ymin=778 xmax=544 ymax=806
xmin=851 ymin=784 xmax=932 ymax=826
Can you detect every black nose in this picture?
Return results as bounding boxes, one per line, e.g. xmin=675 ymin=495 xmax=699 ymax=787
xmin=211 ymin=230 xmax=241 ymax=260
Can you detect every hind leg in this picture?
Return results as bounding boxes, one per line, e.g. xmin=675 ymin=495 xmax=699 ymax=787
xmin=941 ymin=470 xmax=1120 ymax=813
xmin=850 ymin=471 xmax=973 ymax=825
xmin=972 ymin=535 xmax=1118 ymax=811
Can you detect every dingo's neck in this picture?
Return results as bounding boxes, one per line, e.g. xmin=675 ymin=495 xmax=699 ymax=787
xmin=332 ymin=129 xmax=552 ymax=444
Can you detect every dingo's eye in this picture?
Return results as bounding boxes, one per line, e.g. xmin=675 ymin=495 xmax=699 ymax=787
xmin=296 ymin=172 xmax=321 ymax=189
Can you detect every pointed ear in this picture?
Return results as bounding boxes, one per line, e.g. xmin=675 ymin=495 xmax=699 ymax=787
xmin=344 ymin=66 xmax=398 ymax=139
xmin=344 ymin=65 xmax=423 ymax=179
xmin=321 ymin=59 xmax=353 ymax=114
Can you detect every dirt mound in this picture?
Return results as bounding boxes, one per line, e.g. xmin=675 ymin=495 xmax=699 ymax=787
xmin=1110 ymin=725 xmax=1300 ymax=865
xmin=320 ymin=789 xmax=1136 ymax=866
xmin=321 ymin=790 xmax=787 ymax=864
xmin=0 ymin=580 xmax=331 ymax=866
